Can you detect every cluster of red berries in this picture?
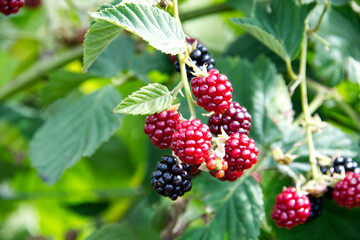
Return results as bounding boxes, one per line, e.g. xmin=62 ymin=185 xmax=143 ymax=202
xmin=147 ymin=57 xmax=259 ymax=199
xmin=0 ymin=0 xmax=24 ymax=15
xmin=271 ymin=156 xmax=360 ymax=229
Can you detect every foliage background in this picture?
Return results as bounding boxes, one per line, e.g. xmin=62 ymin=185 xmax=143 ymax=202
xmin=0 ymin=0 xmax=360 ymax=239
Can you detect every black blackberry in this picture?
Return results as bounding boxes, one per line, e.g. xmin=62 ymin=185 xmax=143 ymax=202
xmin=321 ymin=156 xmax=360 ymax=199
xmin=306 ymin=196 xmax=323 ymax=222
xmin=174 ymin=42 xmax=215 ymax=79
xmin=150 ymin=155 xmax=193 ymax=200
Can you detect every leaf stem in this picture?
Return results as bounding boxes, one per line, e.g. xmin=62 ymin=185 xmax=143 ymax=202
xmin=180 ymin=3 xmax=234 ymax=21
xmin=285 ymin=58 xmax=298 ymax=81
xmin=173 ymin=0 xmax=182 ymax=27
xmin=179 ymin=53 xmax=196 ymax=118
xmin=0 ymin=46 xmax=83 ymax=102
xmin=307 ymin=1 xmax=329 ymax=34
xmin=170 ymin=81 xmax=183 ymax=103
xmin=299 ymin=34 xmax=319 ymax=179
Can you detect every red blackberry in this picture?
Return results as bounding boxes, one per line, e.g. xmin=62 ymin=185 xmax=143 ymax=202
xmin=333 ymin=171 xmax=360 ymax=208
xmin=224 ymin=133 xmax=258 ymax=171
xmin=171 ymin=119 xmax=212 ymax=165
xmin=144 ymin=110 xmax=181 ymax=149
xmin=150 ymin=155 xmax=193 ymax=200
xmin=306 ymin=196 xmax=323 ymax=222
xmin=271 ymin=187 xmax=311 ymax=229
xmin=25 ymin=0 xmax=41 ymax=8
xmin=0 ymin=0 xmax=24 ymax=15
xmin=174 ymin=42 xmax=215 ymax=79
xmin=191 ymin=69 xmax=233 ymax=114
xmin=208 ymin=101 xmax=251 ymax=136
xmin=205 ymin=153 xmax=228 ymax=179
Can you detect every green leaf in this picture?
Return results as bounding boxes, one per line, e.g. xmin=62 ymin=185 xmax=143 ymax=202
xmin=29 ymin=85 xmax=122 ymax=185
xmin=112 ymin=83 xmax=171 ymax=115
xmin=89 ymin=3 xmax=186 ymax=55
xmin=40 ymin=70 xmax=97 ymax=105
xmin=232 ymin=0 xmax=315 ymax=60
xmin=83 ymin=20 xmax=122 ymax=71
xmin=312 ymin=6 xmax=360 ymax=86
xmin=87 ymin=34 xmax=136 ymax=78
xmin=216 ymin=56 xmax=292 ymax=146
xmin=184 ymin=175 xmax=264 ymax=240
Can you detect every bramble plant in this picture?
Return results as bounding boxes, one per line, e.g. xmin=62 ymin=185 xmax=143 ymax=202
xmin=1 ymin=0 xmax=360 ymax=239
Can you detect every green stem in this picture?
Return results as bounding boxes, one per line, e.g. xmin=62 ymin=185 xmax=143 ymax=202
xmin=173 ymin=0 xmax=182 ymax=27
xmin=285 ymin=58 xmax=298 ymax=81
xmin=180 ymin=3 xmax=234 ymax=21
xmin=170 ymin=81 xmax=183 ymax=103
xmin=307 ymin=1 xmax=329 ymax=34
xmin=299 ymin=34 xmax=319 ymax=179
xmin=0 ymin=46 xmax=83 ymax=102
xmin=179 ymin=55 xmax=196 ymax=118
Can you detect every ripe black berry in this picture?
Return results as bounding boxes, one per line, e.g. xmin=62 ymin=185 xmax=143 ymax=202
xmin=150 ymin=155 xmax=193 ymax=200
xmin=306 ymin=196 xmax=323 ymax=222
xmin=0 ymin=0 xmax=24 ymax=15
xmin=174 ymin=42 xmax=215 ymax=79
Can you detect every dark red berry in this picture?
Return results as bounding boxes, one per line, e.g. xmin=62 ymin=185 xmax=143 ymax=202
xmin=191 ymin=69 xmax=233 ymax=114
xmin=211 ymin=170 xmax=243 ymax=181
xmin=0 ymin=0 xmax=24 ymax=15
xmin=224 ymin=133 xmax=259 ymax=171
xmin=25 ymin=0 xmax=41 ymax=8
xmin=151 ymin=155 xmax=193 ymax=200
xmin=271 ymin=187 xmax=311 ymax=229
xmin=333 ymin=171 xmax=360 ymax=208
xmin=144 ymin=110 xmax=181 ymax=149
xmin=208 ymin=101 xmax=251 ymax=136
xmin=171 ymin=119 xmax=212 ymax=165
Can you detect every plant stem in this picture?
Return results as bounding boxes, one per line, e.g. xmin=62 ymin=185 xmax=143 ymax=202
xmin=179 ymin=54 xmax=196 ymax=118
xmin=299 ymin=34 xmax=319 ymax=179
xmin=170 ymin=81 xmax=183 ymax=103
xmin=0 ymin=46 xmax=83 ymax=102
xmin=180 ymin=3 xmax=234 ymax=21
xmin=173 ymin=0 xmax=182 ymax=27
xmin=307 ymin=1 xmax=329 ymax=34
xmin=285 ymin=58 xmax=298 ymax=81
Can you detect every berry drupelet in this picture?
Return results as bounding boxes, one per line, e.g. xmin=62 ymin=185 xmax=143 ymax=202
xmin=0 ymin=0 xmax=24 ymax=15
xmin=150 ymin=155 xmax=193 ymax=200
xmin=333 ymin=171 xmax=360 ymax=208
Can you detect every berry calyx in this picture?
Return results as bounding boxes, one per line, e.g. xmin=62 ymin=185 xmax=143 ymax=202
xmin=208 ymin=101 xmax=251 ymax=136
xmin=333 ymin=171 xmax=360 ymax=208
xmin=144 ymin=110 xmax=181 ymax=149
xmin=224 ymin=133 xmax=259 ymax=171
xmin=271 ymin=187 xmax=311 ymax=229
xmin=0 ymin=0 xmax=24 ymax=15
xmin=171 ymin=119 xmax=212 ymax=165
xmin=191 ymin=69 xmax=233 ymax=114
xmin=150 ymin=155 xmax=193 ymax=200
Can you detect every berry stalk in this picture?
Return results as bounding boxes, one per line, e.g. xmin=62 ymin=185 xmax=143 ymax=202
xmin=299 ymin=33 xmax=319 ymax=179
xmin=179 ymin=53 xmax=196 ymax=118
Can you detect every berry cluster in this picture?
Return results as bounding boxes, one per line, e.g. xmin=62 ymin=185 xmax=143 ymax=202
xmin=320 ymin=156 xmax=359 ymax=176
xmin=333 ymin=171 xmax=360 ymax=208
xmin=0 ymin=0 xmax=24 ymax=15
xmin=145 ymin=39 xmax=258 ymax=199
xmin=151 ymin=156 xmax=193 ymax=200
xmin=174 ymin=42 xmax=215 ymax=79
xmin=307 ymin=196 xmax=323 ymax=222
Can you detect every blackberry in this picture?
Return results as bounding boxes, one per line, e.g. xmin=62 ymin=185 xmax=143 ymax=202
xmin=150 ymin=155 xmax=193 ymax=200
xmin=25 ymin=0 xmax=41 ymax=8
xmin=208 ymin=101 xmax=251 ymax=136
xmin=174 ymin=42 xmax=215 ymax=79
xmin=306 ymin=196 xmax=323 ymax=222
xmin=333 ymin=171 xmax=360 ymax=208
xmin=0 ymin=0 xmax=24 ymax=15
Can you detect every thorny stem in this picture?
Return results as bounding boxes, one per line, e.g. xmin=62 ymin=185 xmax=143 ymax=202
xmin=299 ymin=33 xmax=319 ymax=179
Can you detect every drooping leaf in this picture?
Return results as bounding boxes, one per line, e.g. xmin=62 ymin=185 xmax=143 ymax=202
xmin=29 ymin=85 xmax=122 ymax=185
xmin=112 ymin=83 xmax=171 ymax=115
xmin=232 ymin=0 xmax=315 ymax=60
xmin=90 ymin=3 xmax=186 ymax=55
xmin=184 ymin=175 xmax=264 ymax=240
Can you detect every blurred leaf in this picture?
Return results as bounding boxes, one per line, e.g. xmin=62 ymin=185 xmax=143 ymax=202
xmin=185 ymin=175 xmax=264 ymax=240
xmin=86 ymin=33 xmax=134 ymax=77
xmin=29 ymin=85 xmax=122 ymax=185
xmin=226 ymin=0 xmax=255 ymax=15
xmin=66 ymin=201 xmax=110 ymax=217
xmin=312 ymin=5 xmax=360 ymax=86
xmin=40 ymin=70 xmax=97 ymax=105
xmin=113 ymin=83 xmax=171 ymax=115
xmin=232 ymin=0 xmax=315 ymax=60
xmin=216 ymin=56 xmax=291 ymax=146
xmin=90 ymin=3 xmax=186 ymax=55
